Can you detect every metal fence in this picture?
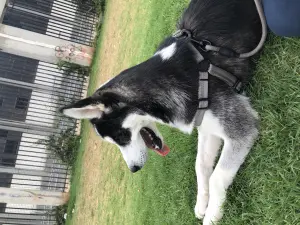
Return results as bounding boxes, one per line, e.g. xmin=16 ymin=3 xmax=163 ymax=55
xmin=0 ymin=52 xmax=86 ymax=129
xmin=0 ymin=128 xmax=70 ymax=192
xmin=3 ymin=0 xmax=98 ymax=46
xmin=0 ymin=51 xmax=87 ymax=224
xmin=0 ymin=0 xmax=96 ymax=224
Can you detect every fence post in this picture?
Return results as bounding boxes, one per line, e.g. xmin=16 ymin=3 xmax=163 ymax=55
xmin=0 ymin=218 xmax=56 ymax=225
xmin=0 ymin=187 xmax=69 ymax=206
xmin=0 ymin=166 xmax=67 ymax=178
xmin=0 ymin=1 xmax=7 ymax=23
xmin=0 ymin=24 xmax=94 ymax=66
xmin=0 ymin=213 xmax=50 ymax=221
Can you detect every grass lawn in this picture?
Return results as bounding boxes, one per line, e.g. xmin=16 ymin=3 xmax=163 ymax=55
xmin=67 ymin=0 xmax=300 ymax=224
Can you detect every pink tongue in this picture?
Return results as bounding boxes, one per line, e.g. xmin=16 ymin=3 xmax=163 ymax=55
xmin=153 ymin=144 xmax=170 ymax=157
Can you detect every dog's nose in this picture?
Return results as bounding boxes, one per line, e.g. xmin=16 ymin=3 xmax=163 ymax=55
xmin=130 ymin=166 xmax=141 ymax=173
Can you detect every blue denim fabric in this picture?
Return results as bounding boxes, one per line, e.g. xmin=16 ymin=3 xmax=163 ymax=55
xmin=263 ymin=0 xmax=300 ymax=37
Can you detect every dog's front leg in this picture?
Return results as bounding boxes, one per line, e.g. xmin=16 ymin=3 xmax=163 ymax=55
xmin=203 ymin=131 xmax=258 ymax=225
xmin=194 ymin=130 xmax=222 ymax=219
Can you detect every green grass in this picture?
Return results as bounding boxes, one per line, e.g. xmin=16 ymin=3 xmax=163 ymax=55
xmin=68 ymin=0 xmax=300 ymax=224
xmin=65 ymin=121 xmax=88 ymax=225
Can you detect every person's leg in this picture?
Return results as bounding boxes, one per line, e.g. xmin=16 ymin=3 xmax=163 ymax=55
xmin=263 ymin=0 xmax=300 ymax=37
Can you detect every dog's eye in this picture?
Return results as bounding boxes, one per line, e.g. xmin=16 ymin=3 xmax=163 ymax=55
xmin=114 ymin=129 xmax=131 ymax=146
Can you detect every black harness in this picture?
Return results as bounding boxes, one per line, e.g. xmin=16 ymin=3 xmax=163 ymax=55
xmin=171 ymin=0 xmax=267 ymax=126
xmin=173 ymin=29 xmax=243 ymax=126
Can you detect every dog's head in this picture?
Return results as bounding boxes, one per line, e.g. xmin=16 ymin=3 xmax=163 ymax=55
xmin=60 ymin=90 xmax=170 ymax=173
xmin=60 ymin=40 xmax=199 ymax=172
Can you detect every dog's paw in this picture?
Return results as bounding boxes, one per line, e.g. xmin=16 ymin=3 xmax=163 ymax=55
xmin=203 ymin=215 xmax=222 ymax=225
xmin=202 ymin=205 xmax=223 ymax=225
xmin=194 ymin=193 xmax=209 ymax=219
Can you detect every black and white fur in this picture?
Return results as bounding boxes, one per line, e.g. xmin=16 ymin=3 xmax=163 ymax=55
xmin=61 ymin=0 xmax=261 ymax=224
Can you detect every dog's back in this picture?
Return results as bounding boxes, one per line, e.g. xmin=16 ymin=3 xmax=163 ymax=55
xmin=178 ymin=0 xmax=261 ymax=82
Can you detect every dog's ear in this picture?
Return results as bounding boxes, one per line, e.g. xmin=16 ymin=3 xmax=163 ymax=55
xmin=60 ymin=97 xmax=105 ymax=119
xmin=60 ymin=91 xmax=125 ymax=119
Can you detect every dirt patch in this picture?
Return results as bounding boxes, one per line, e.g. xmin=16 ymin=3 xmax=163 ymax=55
xmin=72 ymin=1 xmax=142 ymax=224
xmin=92 ymin=0 xmax=140 ymax=89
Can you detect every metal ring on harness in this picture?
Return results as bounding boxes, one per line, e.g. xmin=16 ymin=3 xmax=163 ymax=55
xmin=172 ymin=29 xmax=192 ymax=39
xmin=172 ymin=30 xmax=211 ymax=52
xmin=194 ymin=39 xmax=211 ymax=52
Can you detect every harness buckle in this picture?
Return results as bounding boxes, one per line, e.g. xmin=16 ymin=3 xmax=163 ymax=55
xmin=191 ymin=39 xmax=211 ymax=52
xmin=233 ymin=80 xmax=243 ymax=93
xmin=198 ymin=60 xmax=210 ymax=72
xmin=198 ymin=98 xmax=209 ymax=109
xmin=173 ymin=30 xmax=211 ymax=53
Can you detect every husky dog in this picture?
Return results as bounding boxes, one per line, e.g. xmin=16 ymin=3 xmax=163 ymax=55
xmin=61 ymin=0 xmax=262 ymax=224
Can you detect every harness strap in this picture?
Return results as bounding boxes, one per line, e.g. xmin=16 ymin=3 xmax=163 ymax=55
xmin=187 ymin=42 xmax=243 ymax=126
xmin=171 ymin=0 xmax=265 ymax=126
xmin=194 ymin=71 xmax=209 ymax=126
xmin=208 ymin=64 xmax=243 ymax=92
xmin=193 ymin=64 xmax=243 ymax=126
